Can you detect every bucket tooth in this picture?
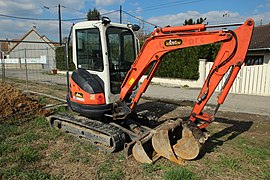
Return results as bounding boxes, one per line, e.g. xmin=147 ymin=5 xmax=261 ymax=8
xmin=152 ymin=129 xmax=185 ymax=165
xmin=173 ymin=124 xmax=202 ymax=160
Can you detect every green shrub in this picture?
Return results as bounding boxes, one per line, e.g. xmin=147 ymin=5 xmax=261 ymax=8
xmin=156 ymin=47 xmax=199 ymax=80
xmin=55 ymin=46 xmax=75 ymax=71
xmin=54 ymin=42 xmax=219 ymax=80
xmin=155 ymin=43 xmax=220 ymax=80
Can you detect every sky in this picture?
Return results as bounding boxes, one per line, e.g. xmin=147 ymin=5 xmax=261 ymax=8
xmin=0 ymin=0 xmax=269 ymax=41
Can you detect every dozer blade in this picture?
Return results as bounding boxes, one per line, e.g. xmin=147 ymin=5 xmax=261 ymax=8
xmin=173 ymin=123 xmax=202 ymax=160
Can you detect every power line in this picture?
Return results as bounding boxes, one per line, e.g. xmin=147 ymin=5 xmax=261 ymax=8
xmin=130 ymin=0 xmax=208 ymax=13
xmin=0 ymin=13 xmax=88 ymax=22
xmin=121 ymin=0 xmax=209 ymax=27
xmin=62 ymin=10 xmax=120 ymax=21
xmin=0 ymin=1 xmax=207 ymax=23
xmin=57 ymin=5 xmax=120 ymax=16
xmin=102 ymin=10 xmax=120 ymax=16
xmin=0 ymin=8 xmax=157 ymax=27
xmin=0 ymin=13 xmax=58 ymax=21
xmin=122 ymin=10 xmax=159 ymax=27
xmin=43 ymin=5 xmax=57 ymax=9
xmin=62 ymin=6 xmax=88 ymax=14
xmin=0 ymin=10 xmax=118 ymax=22
xmin=62 ymin=17 xmax=87 ymax=21
xmin=1 ymin=7 xmax=47 ymax=14
xmin=139 ymin=0 xmax=192 ymax=10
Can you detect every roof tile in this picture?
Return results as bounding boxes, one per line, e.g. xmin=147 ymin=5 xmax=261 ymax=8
xmin=249 ymin=24 xmax=270 ymax=49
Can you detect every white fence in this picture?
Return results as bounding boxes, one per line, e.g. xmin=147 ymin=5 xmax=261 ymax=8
xmin=142 ymin=59 xmax=270 ymax=96
xmin=206 ymin=62 xmax=270 ymax=96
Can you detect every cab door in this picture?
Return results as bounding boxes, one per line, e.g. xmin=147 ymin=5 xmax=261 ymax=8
xmin=106 ymin=26 xmax=137 ymax=96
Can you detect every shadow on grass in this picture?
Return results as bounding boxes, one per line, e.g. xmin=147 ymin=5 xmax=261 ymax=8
xmin=136 ymin=101 xmax=253 ymax=154
xmin=197 ymin=117 xmax=253 ymax=159
xmin=136 ymin=101 xmax=178 ymax=127
xmin=136 ymin=101 xmax=177 ymax=118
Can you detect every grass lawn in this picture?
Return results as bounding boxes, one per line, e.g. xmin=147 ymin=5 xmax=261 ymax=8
xmin=0 ymin=82 xmax=269 ymax=179
xmin=0 ymin=106 xmax=269 ymax=179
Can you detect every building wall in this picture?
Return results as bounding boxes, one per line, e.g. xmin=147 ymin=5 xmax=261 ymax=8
xmin=246 ymin=50 xmax=270 ymax=64
xmin=2 ymin=63 xmax=43 ymax=70
xmin=8 ymin=31 xmax=56 ymax=69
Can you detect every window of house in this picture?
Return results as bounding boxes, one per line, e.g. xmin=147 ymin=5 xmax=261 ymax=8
xmin=245 ymin=55 xmax=264 ymax=66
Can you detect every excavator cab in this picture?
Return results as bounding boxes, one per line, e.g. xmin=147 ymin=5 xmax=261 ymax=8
xmin=67 ymin=17 xmax=140 ymax=118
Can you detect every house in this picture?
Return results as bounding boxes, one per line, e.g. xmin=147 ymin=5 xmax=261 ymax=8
xmin=1 ymin=27 xmax=59 ymax=70
xmin=246 ymin=24 xmax=270 ymax=65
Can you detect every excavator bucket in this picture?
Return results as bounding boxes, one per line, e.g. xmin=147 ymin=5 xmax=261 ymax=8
xmin=132 ymin=135 xmax=154 ymax=164
xmin=131 ymin=119 xmax=204 ymax=164
xmin=173 ymin=123 xmax=202 ymax=160
xmin=131 ymin=132 xmax=161 ymax=163
xmin=132 ymin=141 xmax=154 ymax=164
xmin=152 ymin=128 xmax=185 ymax=164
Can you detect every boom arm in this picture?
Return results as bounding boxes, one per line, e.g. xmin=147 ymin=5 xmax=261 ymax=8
xmin=115 ymin=19 xmax=254 ymax=128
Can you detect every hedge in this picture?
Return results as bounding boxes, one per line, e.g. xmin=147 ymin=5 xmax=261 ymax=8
xmin=55 ymin=43 xmax=220 ymax=80
xmin=155 ymin=43 xmax=220 ymax=80
xmin=55 ymin=46 xmax=75 ymax=71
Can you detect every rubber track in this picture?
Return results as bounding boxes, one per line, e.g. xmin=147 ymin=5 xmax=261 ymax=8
xmin=48 ymin=113 xmax=126 ymax=152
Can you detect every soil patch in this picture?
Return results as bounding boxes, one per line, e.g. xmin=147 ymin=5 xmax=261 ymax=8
xmin=0 ymin=83 xmax=50 ymax=121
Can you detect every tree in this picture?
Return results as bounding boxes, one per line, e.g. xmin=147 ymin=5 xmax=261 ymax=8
xmin=183 ymin=17 xmax=206 ymax=25
xmin=196 ymin=17 xmax=206 ymax=24
xmin=183 ymin=17 xmax=220 ymax=61
xmin=87 ymin=8 xmax=101 ymax=21
xmin=184 ymin=18 xmax=195 ymax=25
xmin=135 ymin=22 xmax=151 ymax=46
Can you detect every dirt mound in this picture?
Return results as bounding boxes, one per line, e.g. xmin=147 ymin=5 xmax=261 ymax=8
xmin=0 ymin=83 xmax=50 ymax=120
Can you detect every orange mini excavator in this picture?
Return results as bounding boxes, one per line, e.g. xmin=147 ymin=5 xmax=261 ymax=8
xmin=48 ymin=17 xmax=254 ymax=164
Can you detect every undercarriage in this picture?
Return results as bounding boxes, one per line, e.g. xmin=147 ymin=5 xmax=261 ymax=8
xmin=47 ymin=112 xmax=205 ymax=164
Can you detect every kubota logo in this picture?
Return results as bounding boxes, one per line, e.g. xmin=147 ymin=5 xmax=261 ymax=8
xmin=75 ymin=92 xmax=83 ymax=98
xmin=164 ymin=39 xmax=183 ymax=46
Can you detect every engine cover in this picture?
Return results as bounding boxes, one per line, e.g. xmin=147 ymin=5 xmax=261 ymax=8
xmin=68 ymin=69 xmax=112 ymax=118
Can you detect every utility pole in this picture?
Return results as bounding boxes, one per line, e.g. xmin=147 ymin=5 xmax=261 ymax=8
xmin=120 ymin=5 xmax=122 ymax=24
xmin=58 ymin=4 xmax=62 ymax=45
xmin=44 ymin=4 xmax=62 ymax=45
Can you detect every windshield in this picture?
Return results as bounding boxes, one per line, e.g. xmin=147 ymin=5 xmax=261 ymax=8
xmin=106 ymin=27 xmax=136 ymax=94
xmin=76 ymin=28 xmax=103 ymax=71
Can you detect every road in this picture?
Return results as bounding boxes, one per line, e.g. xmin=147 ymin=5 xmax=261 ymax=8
xmin=143 ymin=85 xmax=270 ymax=116
xmin=1 ymin=69 xmax=67 ymax=85
xmin=2 ymin=69 xmax=269 ymax=116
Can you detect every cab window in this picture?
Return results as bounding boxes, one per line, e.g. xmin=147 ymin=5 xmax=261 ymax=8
xmin=76 ymin=28 xmax=103 ymax=71
xmin=106 ymin=27 xmax=136 ymax=94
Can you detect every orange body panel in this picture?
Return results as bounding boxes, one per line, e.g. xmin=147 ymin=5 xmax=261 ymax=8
xmin=119 ymin=19 xmax=254 ymax=128
xmin=156 ymin=23 xmax=206 ymax=34
xmin=69 ymin=78 xmax=105 ymax=105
